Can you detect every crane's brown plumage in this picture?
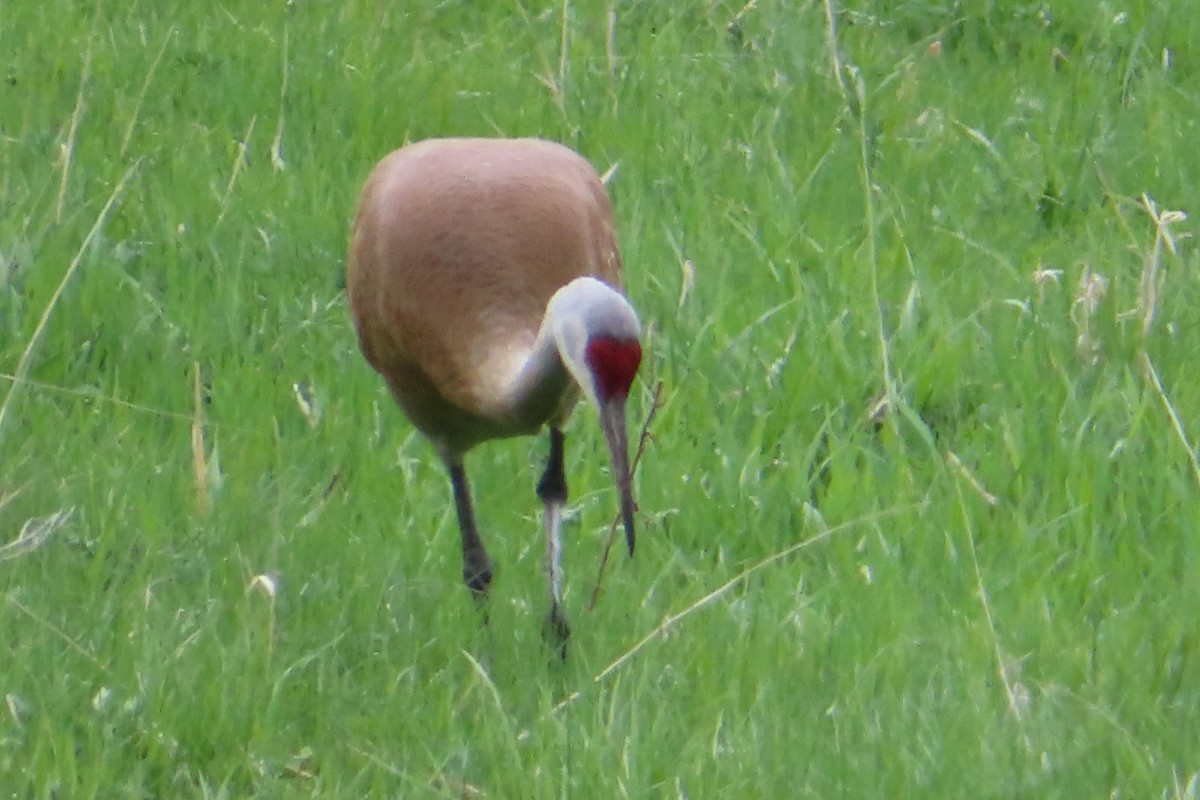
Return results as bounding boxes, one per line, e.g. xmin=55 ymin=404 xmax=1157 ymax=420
xmin=348 ymin=137 xmax=641 ymax=657
xmin=349 ymin=138 xmax=624 ymax=456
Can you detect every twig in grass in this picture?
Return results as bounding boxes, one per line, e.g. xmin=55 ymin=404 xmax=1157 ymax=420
xmin=726 ymin=0 xmax=759 ymax=47
xmin=7 ymin=595 xmax=108 ymax=674
xmin=1040 ymin=682 xmax=1154 ymax=773
xmin=822 ymin=0 xmax=850 ymax=106
xmin=1070 ymin=265 xmax=1108 ymax=366
xmin=0 ymin=507 xmax=73 ymax=562
xmin=515 ymin=0 xmax=566 ymax=115
xmin=1126 ymin=196 xmax=1199 ymax=490
xmin=557 ymin=0 xmax=571 ymax=108
xmin=1142 ymin=352 xmax=1200 ymax=492
xmin=119 ymin=25 xmax=176 ymax=160
xmin=216 ymin=115 xmax=257 ymax=224
xmin=946 ymin=451 xmax=998 ymax=506
xmin=0 ymin=160 xmax=141 ymax=451
xmin=603 ymin=6 xmax=620 ymax=116
xmin=56 ymin=40 xmax=92 ymax=222
xmin=299 ymin=471 xmax=342 ymax=527
xmin=950 ymin=475 xmax=1034 ymax=754
xmin=191 ymin=362 xmax=210 ymax=516
xmin=247 ymin=571 xmax=279 ymax=660
xmin=598 ymin=160 xmax=619 ymax=187
xmin=604 ymin=6 xmax=618 ymax=75
xmin=462 ymin=650 xmax=525 ymax=768
xmin=347 ymin=742 xmax=484 ymax=797
xmin=271 ymin=27 xmax=289 ymax=171
xmin=844 ymin=61 xmax=902 ymax=439
xmin=0 ymin=482 xmax=29 ymax=516
xmin=0 ymin=372 xmax=253 ymax=433
xmin=587 ymin=380 xmax=664 ymax=611
xmin=556 ymin=501 xmax=928 ymax=714
xmin=677 ymin=258 xmax=695 ymax=309
xmin=1126 ymin=194 xmax=1188 ymax=339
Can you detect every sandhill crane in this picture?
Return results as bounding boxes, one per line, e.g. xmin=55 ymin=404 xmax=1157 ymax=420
xmin=347 ymin=137 xmax=642 ymax=653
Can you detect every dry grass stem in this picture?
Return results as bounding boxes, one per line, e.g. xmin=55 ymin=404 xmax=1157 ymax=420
xmin=1070 ymin=265 xmax=1108 ymax=366
xmin=946 ymin=451 xmax=999 ymax=506
xmin=0 ymin=160 xmax=141 ymax=450
xmin=56 ymin=42 xmax=92 ymax=222
xmin=563 ymin=502 xmax=928 ymax=714
xmin=7 ymin=595 xmax=108 ymax=673
xmin=1128 ymin=195 xmax=1197 ymax=489
xmin=190 ymin=362 xmax=210 ymax=516
xmin=0 ymin=507 xmax=73 ymax=562
xmin=1142 ymin=352 xmax=1200 ymax=492
xmin=952 ymin=479 xmax=1035 ymax=754
xmin=1129 ymin=194 xmax=1189 ymax=338
xmin=119 ymin=26 xmax=175 ymax=160
xmin=271 ymin=28 xmax=289 ymax=172
xmin=217 ymin=115 xmax=257 ymax=224
xmin=823 ymin=0 xmax=850 ymax=105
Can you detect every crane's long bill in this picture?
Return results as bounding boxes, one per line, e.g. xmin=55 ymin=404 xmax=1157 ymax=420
xmin=600 ymin=396 xmax=637 ymax=555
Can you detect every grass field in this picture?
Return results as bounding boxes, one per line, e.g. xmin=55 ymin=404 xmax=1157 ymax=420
xmin=3 ymin=0 xmax=1200 ymax=796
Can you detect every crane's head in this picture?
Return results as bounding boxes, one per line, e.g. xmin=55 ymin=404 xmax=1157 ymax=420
xmin=548 ymin=277 xmax=643 ymax=555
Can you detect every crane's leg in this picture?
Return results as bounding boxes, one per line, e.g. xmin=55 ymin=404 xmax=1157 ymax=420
xmin=449 ymin=463 xmax=493 ymax=601
xmin=537 ymin=427 xmax=570 ymax=658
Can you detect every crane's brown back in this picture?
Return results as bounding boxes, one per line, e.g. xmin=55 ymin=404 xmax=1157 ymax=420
xmin=347 ymin=138 xmax=623 ymax=453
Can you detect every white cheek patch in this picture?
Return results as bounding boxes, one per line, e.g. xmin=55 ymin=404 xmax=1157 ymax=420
xmin=557 ymin=317 xmax=587 ymax=362
xmin=554 ymin=317 xmax=595 ymax=402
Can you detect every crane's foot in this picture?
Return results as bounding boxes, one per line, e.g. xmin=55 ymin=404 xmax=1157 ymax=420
xmin=463 ymin=553 xmax=494 ymax=606
xmin=543 ymin=602 xmax=571 ymax=661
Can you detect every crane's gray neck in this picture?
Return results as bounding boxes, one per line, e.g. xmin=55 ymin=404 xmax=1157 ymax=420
xmin=504 ymin=325 xmax=573 ymax=428
xmin=502 ymin=277 xmax=638 ymax=427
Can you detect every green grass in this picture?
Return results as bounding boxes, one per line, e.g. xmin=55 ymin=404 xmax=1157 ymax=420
xmin=3 ymin=0 xmax=1200 ymax=796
